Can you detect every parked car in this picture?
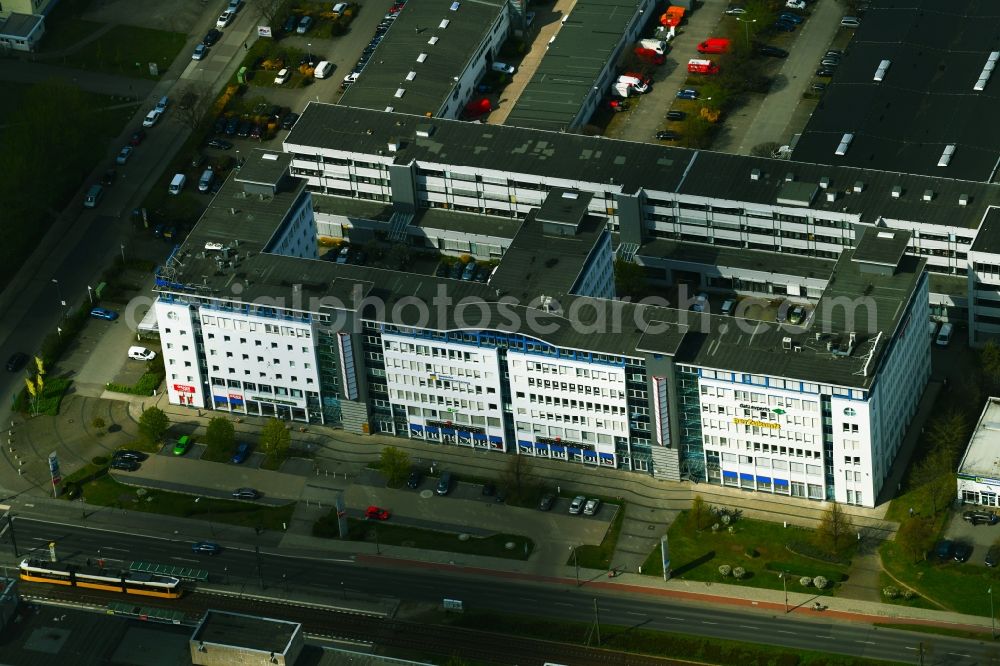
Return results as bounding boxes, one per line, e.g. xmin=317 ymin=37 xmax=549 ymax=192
xmin=933 ymin=539 xmax=954 ymax=561
xmin=282 ymin=15 xmax=298 ymax=33
xmin=666 ymin=110 xmax=686 ymax=120
xmin=281 ymin=113 xmax=300 ymax=130
xmin=482 ymin=482 xmax=496 ymax=496
xmin=227 ymin=0 xmax=241 ymax=12
xmin=332 ymin=2 xmax=348 ymax=15
xmin=237 ymin=120 xmax=252 ymax=137
xmin=820 ymin=57 xmax=841 ymax=66
xmin=778 ymin=12 xmax=804 ymax=23
xmin=583 ymin=499 xmax=601 ymax=516
xmin=216 ymin=10 xmax=234 ymax=28
xmin=296 ymin=15 xmax=314 ymax=33
xmin=811 ymin=83 xmax=828 ymax=92
xmin=111 ymin=458 xmax=139 ymax=471
xmin=192 ymin=43 xmax=208 ymax=60
xmin=5 ymin=352 xmax=28 ymax=372
xmin=448 ymin=262 xmax=464 ymax=279
xmin=987 ymin=546 xmax=1000 ymax=567
xmin=114 ymin=449 xmax=148 ymax=462
xmin=231 ymin=443 xmax=251 ymax=464
xmin=100 ymin=169 xmax=117 ymax=186
xmin=773 ymin=20 xmax=796 ymax=31
xmin=690 ymin=292 xmax=709 ymax=313
xmin=676 ymin=88 xmax=699 ymax=100
xmin=655 ymin=130 xmax=679 ymax=141
xmin=787 ymin=305 xmax=807 ymax=324
xmin=841 ymin=16 xmax=861 ymax=27
xmin=115 ymin=146 xmax=133 ymax=165
xmin=538 ymin=493 xmax=555 ymax=511
xmin=569 ymin=495 xmax=587 ymax=515
xmin=816 ymin=68 xmax=836 ymax=77
xmin=335 ymin=246 xmax=350 ymax=264
xmin=491 ymin=61 xmax=515 ymax=74
xmin=724 ymin=6 xmax=746 ymax=15
xmin=129 ymin=129 xmax=146 ymax=146
xmin=208 ymin=138 xmax=233 ymax=150
xmin=758 ymin=45 xmax=789 ymax=58
xmin=142 ymin=109 xmax=161 ymax=127
xmin=127 ymin=346 xmax=156 ymax=361
xmin=953 ymin=542 xmax=973 ymax=562
xmin=232 ymin=487 xmax=261 ymax=500
xmin=461 ymin=261 xmax=477 ymax=281
xmin=407 ymin=470 xmax=422 ymax=489
xmin=172 ymin=435 xmax=192 ymax=456
xmin=203 ymin=28 xmax=222 ymax=46
xmin=365 ymin=505 xmax=390 ymax=520
xmin=225 ymin=116 xmax=240 ymax=136
xmin=90 ymin=307 xmax=119 ymax=321
xmin=274 ymin=68 xmax=290 ymax=85
xmin=785 ymin=0 xmax=806 ymax=8
xmin=192 ymin=541 xmax=222 ymax=555
xmin=436 ymin=472 xmax=452 ymax=495
xmin=963 ymin=510 xmax=999 ymax=525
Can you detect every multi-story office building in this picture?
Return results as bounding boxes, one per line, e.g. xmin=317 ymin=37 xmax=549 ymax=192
xmin=154 ymin=147 xmax=930 ymax=508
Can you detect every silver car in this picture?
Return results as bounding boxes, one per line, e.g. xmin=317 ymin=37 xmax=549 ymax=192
xmin=568 ymin=495 xmax=586 ymax=515
xmin=583 ymin=499 xmax=601 ymax=516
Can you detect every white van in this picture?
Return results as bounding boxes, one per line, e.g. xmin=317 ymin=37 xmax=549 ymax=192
xmin=639 ymin=38 xmax=666 ymax=55
xmin=198 ymin=167 xmax=214 ymax=192
xmin=314 ymin=60 xmax=334 ymax=79
xmin=935 ymin=322 xmax=953 ymax=347
xmin=83 ymin=184 xmax=104 ymax=209
xmin=168 ymin=173 xmax=186 ymax=195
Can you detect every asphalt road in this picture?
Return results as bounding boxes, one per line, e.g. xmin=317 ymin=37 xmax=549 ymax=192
xmin=6 ymin=517 xmax=999 ymax=665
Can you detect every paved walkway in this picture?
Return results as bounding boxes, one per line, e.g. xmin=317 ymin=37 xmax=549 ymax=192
xmin=0 ymin=60 xmax=156 ymax=98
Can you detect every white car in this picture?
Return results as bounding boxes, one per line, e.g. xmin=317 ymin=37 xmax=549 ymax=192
xmin=583 ymin=499 xmax=601 ymax=516
xmin=491 ymin=61 xmax=515 ymax=74
xmin=205 ymin=242 xmax=224 ymax=251
xmin=274 ymin=68 xmax=290 ymax=85
xmin=785 ymin=0 xmax=806 ymax=8
xmin=227 ymin=0 xmax=240 ymax=12
xmin=332 ymin=2 xmax=348 ymax=14
xmin=216 ymin=10 xmax=234 ymax=28
xmin=142 ymin=109 xmax=161 ymax=127
xmin=343 ymin=72 xmax=359 ymax=85
xmin=840 ymin=15 xmax=860 ymax=27
xmin=127 ymin=346 xmax=156 ymax=361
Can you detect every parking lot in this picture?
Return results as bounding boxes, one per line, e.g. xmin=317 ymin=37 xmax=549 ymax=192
xmin=943 ymin=509 xmax=1000 ymax=567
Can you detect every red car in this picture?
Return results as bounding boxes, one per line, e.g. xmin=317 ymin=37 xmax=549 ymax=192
xmin=365 ymin=505 xmax=390 ymax=520
xmin=129 ymin=129 xmax=146 ymax=146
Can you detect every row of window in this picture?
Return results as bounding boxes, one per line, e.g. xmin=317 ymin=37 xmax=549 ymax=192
xmin=393 ymin=390 xmax=496 ymax=412
xmin=385 ymin=341 xmax=482 ymax=361
xmin=523 ymin=392 xmax=625 ymax=414
xmin=385 ymin=357 xmax=487 ymax=378
xmin=714 ymin=450 xmax=822 ymax=472
xmin=202 ymin=315 xmax=310 ymax=338
xmin=514 ymin=422 xmax=618 ymax=443
xmin=209 ymin=377 xmax=305 ymax=398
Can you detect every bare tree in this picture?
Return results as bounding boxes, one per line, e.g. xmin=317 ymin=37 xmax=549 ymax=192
xmin=815 ymin=502 xmax=853 ymax=555
xmin=896 ymin=517 xmax=935 ymax=563
xmin=501 ymin=454 xmax=536 ymax=504
xmin=174 ymin=83 xmax=214 ymax=135
xmin=258 ymin=0 xmax=286 ymax=29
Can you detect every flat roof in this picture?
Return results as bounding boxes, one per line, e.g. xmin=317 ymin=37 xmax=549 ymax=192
xmin=191 ymin=610 xmax=298 ymax=654
xmin=971 ymin=208 xmax=1000 ymax=255
xmin=0 ymin=13 xmax=43 ymax=38
xmin=413 ymin=207 xmax=522 ymax=238
xmin=337 ymin=0 xmax=506 ymax=116
xmin=503 ymin=0 xmax=647 ymax=132
xmin=852 ymin=226 xmax=910 ymax=267
xmin=959 ymin=398 xmax=1000 ymax=481
xmin=792 ymin=0 xmax=1000 ymax=182
xmin=638 ymin=238 xmax=836 ymax=281
xmin=285 ymin=104 xmax=1000 ymax=230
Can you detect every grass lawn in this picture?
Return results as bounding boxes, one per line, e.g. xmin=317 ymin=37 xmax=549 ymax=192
xmin=315 ymin=515 xmax=534 ymax=560
xmin=65 ymin=25 xmax=187 ymax=79
xmin=879 ymin=539 xmax=1000 ymax=616
xmin=641 ymin=511 xmax=851 ymax=595
xmin=874 ymin=622 xmax=994 ymax=641
xmin=75 ymin=475 xmax=294 ymax=531
xmin=439 ymin=610 xmax=902 ymax=666
xmin=39 ymin=17 xmax=103 ymax=54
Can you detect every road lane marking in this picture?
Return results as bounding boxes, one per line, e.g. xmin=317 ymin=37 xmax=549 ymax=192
xmin=739 ymin=625 xmax=757 ymax=629
xmin=626 ymin=611 xmax=644 ymax=616
xmin=904 ymin=647 xmax=916 ymax=651
xmin=171 ymin=557 xmax=199 ymax=563
xmin=776 ymin=630 xmax=795 ymax=635
xmin=947 ymin=654 xmax=970 ymax=658
xmin=702 ymin=621 xmax=718 ymax=625
xmin=857 ymin=641 xmax=876 ymax=645
xmin=554 ymin=602 xmax=573 ymax=607
xmin=664 ymin=617 xmax=684 ymax=621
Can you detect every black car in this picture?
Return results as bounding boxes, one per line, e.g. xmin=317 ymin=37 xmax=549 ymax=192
xmin=482 ymin=482 xmax=496 ymax=497
xmin=538 ymin=493 xmax=555 ymax=511
xmin=5 ymin=352 xmax=28 ymax=372
xmin=816 ymin=68 xmax=836 ymax=77
xmin=114 ymin=449 xmax=149 ymax=462
xmin=655 ymin=130 xmax=680 ymax=141
xmin=282 ymin=14 xmax=298 ymax=33
xmin=407 ymin=471 xmax=422 ymax=489
xmin=208 ymin=138 xmax=233 ymax=150
xmin=953 ymin=542 xmax=973 ymax=562
xmin=110 ymin=458 xmax=139 ymax=472
xmin=213 ymin=116 xmax=228 ymax=134
xmin=237 ymin=120 xmax=252 ymax=137
xmin=435 ymin=263 xmax=449 ymax=277
xmin=211 ymin=178 xmax=224 ymax=194
xmin=963 ymin=510 xmax=999 ymax=525
xmin=299 ymin=53 xmax=321 ymax=67
xmin=225 ymin=116 xmax=240 ymax=136
xmin=987 ymin=546 xmax=1000 ymax=567
xmin=758 ymin=45 xmax=788 ymax=58
xmin=281 ymin=112 xmax=300 ymax=130
xmin=232 ymin=487 xmax=260 ymax=500
xmin=666 ymin=110 xmax=686 ymax=121
xmin=100 ymin=169 xmax=117 ymax=186
xmin=203 ymin=28 xmax=222 ymax=46
xmin=811 ymin=83 xmax=828 ymax=92
xmin=934 ymin=539 xmax=954 ymax=561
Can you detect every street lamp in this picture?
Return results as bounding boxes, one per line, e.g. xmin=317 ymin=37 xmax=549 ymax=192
xmin=51 ymin=278 xmax=65 ymax=314
xmin=990 ymin=587 xmax=996 ymax=639
xmin=87 ymin=285 xmax=93 ymax=304
xmin=737 ymin=17 xmax=757 ymax=48
xmin=120 ymin=242 xmax=126 ymax=263
xmin=779 ymin=571 xmax=788 ymax=613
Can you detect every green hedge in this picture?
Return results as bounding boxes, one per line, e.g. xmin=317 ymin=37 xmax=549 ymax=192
xmin=764 ymin=560 xmax=848 ymax=583
xmin=106 ymin=370 xmax=163 ymax=396
xmin=15 ymin=377 xmax=72 ymax=416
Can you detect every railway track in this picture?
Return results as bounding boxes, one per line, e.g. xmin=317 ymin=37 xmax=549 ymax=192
xmin=19 ymin=581 xmax=696 ymax=665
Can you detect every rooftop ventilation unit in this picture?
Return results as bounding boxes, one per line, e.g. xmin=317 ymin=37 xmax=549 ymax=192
xmin=387 ymin=140 xmax=399 ymax=152
xmin=891 ymin=185 xmax=902 ymax=198
xmin=438 ymin=18 xmax=450 ymax=29
xmin=416 ymin=52 xmax=428 ymax=62
xmin=428 ymin=36 xmax=439 ymax=45
xmin=835 ymin=133 xmax=854 ymax=156
xmin=406 ymin=71 xmax=416 ymax=81
xmin=415 ymin=124 xmax=435 ymax=138
xmin=959 ymin=193 xmax=969 ymax=206
xmin=394 ymin=88 xmax=405 ymax=98
xmin=750 ymin=168 xmax=760 ymax=181
xmin=819 ymin=176 xmax=830 ymax=189
xmin=384 ymin=106 xmax=394 ymax=112
xmin=922 ymin=189 xmax=934 ymax=202
xmin=974 ymin=51 xmax=1000 ymax=91
xmin=782 ymin=337 xmax=792 ymax=350
xmin=873 ymin=59 xmax=891 ymax=82
xmin=826 ymin=191 xmax=837 ymax=202
xmin=784 ymin=172 xmax=794 ymax=182
xmin=853 ymin=180 xmax=864 ymax=193
xmin=937 ymin=144 xmax=956 ymax=167
xmin=450 ymin=1 xmax=460 ymax=9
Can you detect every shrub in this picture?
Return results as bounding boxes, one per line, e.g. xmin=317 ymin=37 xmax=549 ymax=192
xmin=882 ymin=585 xmax=900 ymax=599
xmin=718 ymin=564 xmax=732 ymax=577
xmin=799 ymin=576 xmax=812 ymax=587
xmin=813 ymin=576 xmax=828 ymax=590
xmin=711 ymin=523 xmax=720 ymax=532
xmin=732 ymin=566 xmax=746 ymax=580
xmin=902 ymin=589 xmax=916 ymax=600
xmin=91 ymin=417 xmax=106 ymax=429
xmin=92 ymin=456 xmax=108 ymax=466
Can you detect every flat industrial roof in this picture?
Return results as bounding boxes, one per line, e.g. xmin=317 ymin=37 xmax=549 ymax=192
xmin=959 ymin=398 xmax=1000 ymax=481
xmin=285 ymin=103 xmax=1000 ymax=230
xmin=337 ymin=0 xmax=506 ymax=116
xmin=792 ymin=0 xmax=1000 ymax=182
xmin=191 ymin=610 xmax=298 ymax=654
xmin=971 ymin=208 xmax=1000 ymax=255
xmin=0 ymin=13 xmax=43 ymax=38
xmin=503 ymin=0 xmax=647 ymax=131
